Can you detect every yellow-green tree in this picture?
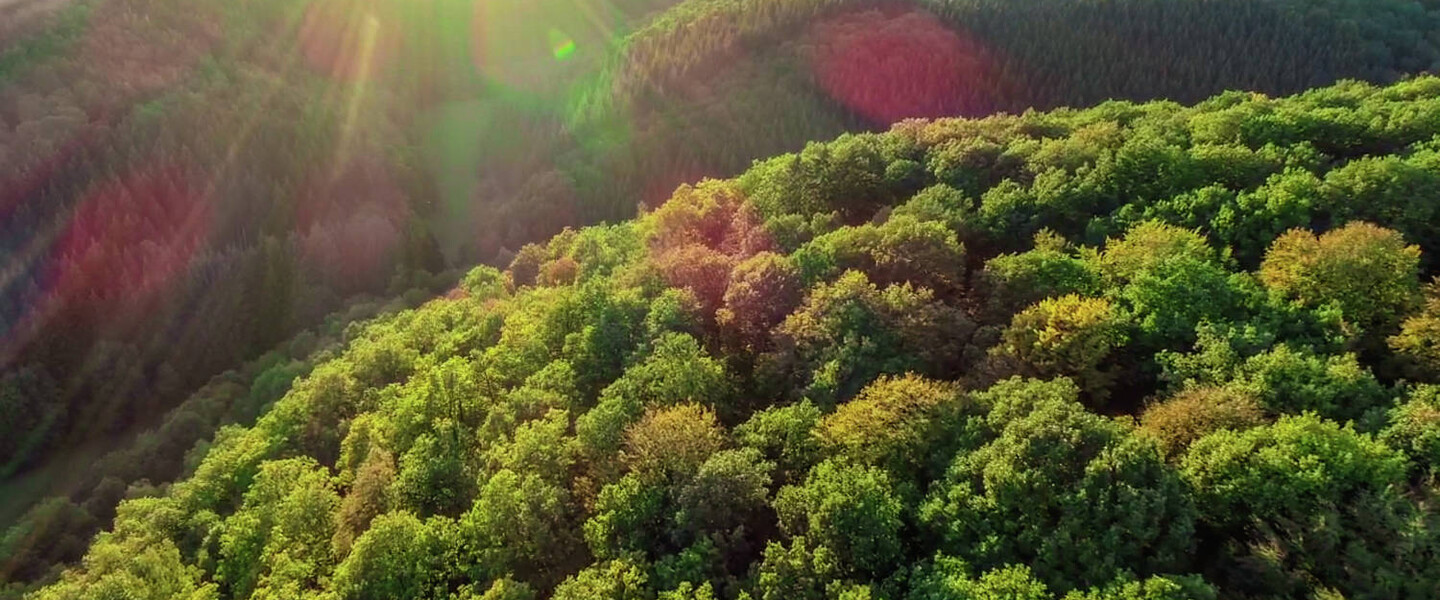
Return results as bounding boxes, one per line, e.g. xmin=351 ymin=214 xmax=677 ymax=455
xmin=1260 ymin=222 xmax=1422 ymax=333
xmin=1390 ymin=281 xmax=1440 ymax=380
xmin=993 ymin=295 xmax=1129 ymax=401
xmin=1139 ymin=387 xmax=1266 ymax=457
xmin=815 ymin=374 xmax=980 ymax=480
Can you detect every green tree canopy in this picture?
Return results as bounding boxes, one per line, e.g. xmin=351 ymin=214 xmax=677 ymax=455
xmin=1260 ymin=222 xmax=1422 ymax=334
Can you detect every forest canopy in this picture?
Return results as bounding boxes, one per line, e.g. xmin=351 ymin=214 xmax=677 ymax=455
xmin=3 ymin=0 xmax=1440 ymax=535
xmin=13 ymin=75 xmax=1440 ymax=600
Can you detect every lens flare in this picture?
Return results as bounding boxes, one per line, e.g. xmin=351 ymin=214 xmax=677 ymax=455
xmin=298 ymin=0 xmax=397 ymax=81
xmin=3 ymin=165 xmax=214 ymax=355
xmin=471 ymin=0 xmax=623 ymax=96
xmin=472 ymin=0 xmax=549 ymax=93
xmin=804 ymin=7 xmax=1000 ymax=124
xmin=48 ymin=168 xmax=211 ymax=307
xmin=549 ymin=28 xmax=577 ymax=61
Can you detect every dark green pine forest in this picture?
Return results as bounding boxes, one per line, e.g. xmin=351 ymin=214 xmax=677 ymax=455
xmin=2 ymin=0 xmax=1440 ymax=598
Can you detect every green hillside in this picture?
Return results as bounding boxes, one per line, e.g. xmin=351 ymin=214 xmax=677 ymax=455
xmin=3 ymin=0 xmax=1438 ymax=509
xmin=14 ymin=75 xmax=1440 ymax=600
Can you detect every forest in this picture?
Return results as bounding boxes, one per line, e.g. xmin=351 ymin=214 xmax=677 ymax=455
xmin=4 ymin=0 xmax=1440 ymax=597
xmin=7 ymin=74 xmax=1440 ymax=599
xmin=3 ymin=0 xmax=1440 ymax=512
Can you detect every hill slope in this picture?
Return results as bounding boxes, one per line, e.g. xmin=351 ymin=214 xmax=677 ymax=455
xmin=540 ymin=0 xmax=1440 ymax=243
xmin=0 ymin=0 xmax=679 ymax=484
xmin=19 ymin=76 xmax=1440 ymax=600
xmin=3 ymin=0 xmax=1439 ymax=498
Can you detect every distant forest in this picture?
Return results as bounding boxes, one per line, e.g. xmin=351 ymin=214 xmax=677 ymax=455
xmin=9 ymin=74 xmax=1440 ymax=599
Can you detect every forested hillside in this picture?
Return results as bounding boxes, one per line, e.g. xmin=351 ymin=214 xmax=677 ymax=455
xmin=0 ymin=0 xmax=676 ymax=488
xmin=15 ymin=76 xmax=1440 ymax=600
xmin=550 ymin=0 xmax=1440 ymax=243
xmin=0 ymin=286 xmax=428 ymax=598
xmin=3 ymin=0 xmax=1438 ymax=511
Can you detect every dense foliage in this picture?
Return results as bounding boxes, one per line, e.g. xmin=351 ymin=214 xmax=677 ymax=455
xmin=4 ymin=0 xmax=1440 ymax=507
xmin=0 ymin=291 xmax=417 ymax=598
xmin=568 ymin=0 xmax=1440 ymax=248
xmin=11 ymin=76 xmax=1440 ymax=599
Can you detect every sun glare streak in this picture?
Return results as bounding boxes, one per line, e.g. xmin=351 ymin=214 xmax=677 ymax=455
xmin=336 ymin=14 xmax=382 ymax=178
xmin=300 ymin=0 xmax=396 ymax=82
xmin=571 ymin=0 xmax=616 ymax=51
xmin=2 ymin=1 xmax=322 ymax=357
xmin=205 ymin=4 xmax=320 ymax=204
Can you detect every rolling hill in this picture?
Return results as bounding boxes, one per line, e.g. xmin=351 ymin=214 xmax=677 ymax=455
xmin=12 ymin=74 xmax=1440 ymax=600
xmin=2 ymin=0 xmax=1440 ymax=595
